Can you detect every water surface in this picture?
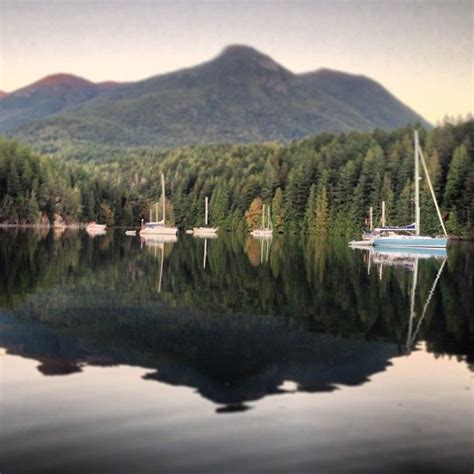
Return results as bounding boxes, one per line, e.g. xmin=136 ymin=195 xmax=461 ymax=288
xmin=0 ymin=229 xmax=472 ymax=473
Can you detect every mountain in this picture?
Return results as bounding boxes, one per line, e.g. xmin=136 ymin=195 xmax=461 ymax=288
xmin=2 ymin=46 xmax=430 ymax=148
xmin=0 ymin=91 xmax=7 ymax=98
xmin=0 ymin=74 xmax=123 ymax=132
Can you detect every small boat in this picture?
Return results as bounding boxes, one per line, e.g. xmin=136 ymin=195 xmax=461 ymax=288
xmin=86 ymin=222 xmax=106 ymax=235
xmin=125 ymin=230 xmax=136 ymax=236
xmin=139 ymin=173 xmax=178 ymax=237
xmin=193 ymin=197 xmax=218 ymax=236
xmin=349 ymin=239 xmax=373 ymax=247
xmin=251 ymin=203 xmax=273 ymax=237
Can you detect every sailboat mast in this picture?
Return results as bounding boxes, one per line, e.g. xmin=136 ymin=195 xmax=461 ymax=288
xmin=161 ymin=173 xmax=166 ymax=225
xmin=155 ymin=202 xmax=159 ymax=222
xmin=369 ymin=207 xmax=373 ymax=231
xmin=205 ymin=197 xmax=209 ymax=226
xmin=262 ymin=204 xmax=265 ymax=229
xmin=414 ymin=131 xmax=421 ymax=236
xmin=381 ymin=201 xmax=386 ymax=227
xmin=267 ymin=205 xmax=271 ymax=230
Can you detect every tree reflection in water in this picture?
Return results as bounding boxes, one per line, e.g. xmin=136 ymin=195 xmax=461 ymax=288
xmin=0 ymin=229 xmax=471 ymax=411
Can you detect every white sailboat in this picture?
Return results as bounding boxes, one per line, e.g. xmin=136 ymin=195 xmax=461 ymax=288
xmin=140 ymin=173 xmax=178 ymax=236
xmin=354 ymin=131 xmax=448 ymax=249
xmin=251 ymin=203 xmax=273 ymax=237
xmin=193 ymin=196 xmax=218 ymax=236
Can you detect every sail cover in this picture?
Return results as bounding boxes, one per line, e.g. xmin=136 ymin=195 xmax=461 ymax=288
xmin=373 ymin=223 xmax=416 ymax=232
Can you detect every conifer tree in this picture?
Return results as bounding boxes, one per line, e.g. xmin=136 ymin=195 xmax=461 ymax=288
xmin=313 ymin=186 xmax=329 ymax=234
xmin=271 ymin=188 xmax=285 ymax=233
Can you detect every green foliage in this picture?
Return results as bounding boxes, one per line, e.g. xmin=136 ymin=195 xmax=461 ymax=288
xmin=313 ymin=186 xmax=330 ymax=234
xmin=0 ymin=138 xmax=140 ymax=226
xmin=0 ymin=119 xmax=472 ymax=235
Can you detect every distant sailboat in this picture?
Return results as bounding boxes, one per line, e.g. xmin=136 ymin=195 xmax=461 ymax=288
xmin=351 ymin=131 xmax=448 ymax=250
xmin=193 ymin=197 xmax=218 ymax=236
xmin=251 ymin=203 xmax=273 ymax=237
xmin=140 ymin=173 xmax=178 ymax=236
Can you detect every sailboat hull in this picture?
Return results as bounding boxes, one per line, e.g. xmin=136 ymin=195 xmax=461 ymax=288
xmin=139 ymin=226 xmax=178 ymax=236
xmin=372 ymin=236 xmax=448 ymax=249
xmin=192 ymin=227 xmax=218 ymax=236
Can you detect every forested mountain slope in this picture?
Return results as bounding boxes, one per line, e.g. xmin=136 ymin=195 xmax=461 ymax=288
xmin=2 ymin=46 xmax=430 ymax=148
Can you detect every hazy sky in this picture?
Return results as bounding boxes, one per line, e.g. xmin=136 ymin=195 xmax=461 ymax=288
xmin=0 ymin=0 xmax=472 ymax=123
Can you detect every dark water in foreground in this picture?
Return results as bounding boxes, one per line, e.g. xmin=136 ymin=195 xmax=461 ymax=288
xmin=0 ymin=229 xmax=472 ymax=473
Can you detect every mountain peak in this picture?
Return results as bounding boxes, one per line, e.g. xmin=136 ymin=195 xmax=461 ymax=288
xmin=30 ymin=73 xmax=94 ymax=88
xmin=215 ymin=44 xmax=289 ymax=74
xmin=1 ymin=45 xmax=430 ymax=141
xmin=219 ymin=44 xmax=266 ymax=58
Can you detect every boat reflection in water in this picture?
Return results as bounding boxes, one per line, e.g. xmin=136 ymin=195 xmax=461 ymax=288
xmin=140 ymin=234 xmax=177 ymax=293
xmin=246 ymin=234 xmax=272 ymax=265
xmin=0 ymin=231 xmax=471 ymax=473
xmin=350 ymin=245 xmax=448 ymax=353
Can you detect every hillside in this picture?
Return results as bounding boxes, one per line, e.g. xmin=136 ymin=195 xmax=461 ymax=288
xmin=2 ymin=46 xmax=431 ymax=148
xmin=0 ymin=74 xmax=122 ymax=132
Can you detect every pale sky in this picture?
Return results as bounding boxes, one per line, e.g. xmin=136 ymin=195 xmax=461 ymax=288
xmin=0 ymin=0 xmax=472 ymax=123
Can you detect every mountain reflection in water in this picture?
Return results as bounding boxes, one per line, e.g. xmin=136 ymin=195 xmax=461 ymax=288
xmin=0 ymin=228 xmax=472 ymax=412
xmin=0 ymin=309 xmax=398 ymax=411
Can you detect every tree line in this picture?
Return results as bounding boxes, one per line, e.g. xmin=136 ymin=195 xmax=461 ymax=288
xmin=0 ymin=119 xmax=472 ymax=236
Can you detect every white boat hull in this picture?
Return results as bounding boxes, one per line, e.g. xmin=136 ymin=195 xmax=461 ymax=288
xmin=192 ymin=227 xmax=218 ymax=236
xmin=139 ymin=226 xmax=178 ymax=236
xmin=349 ymin=240 xmax=372 ymax=247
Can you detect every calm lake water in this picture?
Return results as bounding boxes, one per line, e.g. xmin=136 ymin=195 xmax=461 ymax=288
xmin=0 ymin=229 xmax=472 ymax=473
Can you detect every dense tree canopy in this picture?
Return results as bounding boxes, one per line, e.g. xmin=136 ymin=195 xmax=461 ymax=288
xmin=0 ymin=119 xmax=472 ymax=236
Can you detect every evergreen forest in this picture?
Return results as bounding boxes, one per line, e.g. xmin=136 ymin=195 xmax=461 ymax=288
xmin=0 ymin=119 xmax=472 ymax=236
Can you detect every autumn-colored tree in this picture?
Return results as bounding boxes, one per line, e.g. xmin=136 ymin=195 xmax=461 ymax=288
xmin=244 ymin=197 xmax=263 ymax=231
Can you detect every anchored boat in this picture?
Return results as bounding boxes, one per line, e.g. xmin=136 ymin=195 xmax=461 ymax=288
xmin=193 ymin=197 xmax=218 ymax=236
xmin=140 ymin=173 xmax=178 ymax=237
xmin=251 ymin=203 xmax=273 ymax=237
xmin=351 ymin=131 xmax=448 ymax=250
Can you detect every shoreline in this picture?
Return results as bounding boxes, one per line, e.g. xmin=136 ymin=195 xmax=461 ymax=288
xmin=0 ymin=223 xmax=472 ymax=241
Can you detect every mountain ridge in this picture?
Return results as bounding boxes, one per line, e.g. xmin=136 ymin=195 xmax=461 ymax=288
xmin=1 ymin=45 xmax=431 ymax=148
